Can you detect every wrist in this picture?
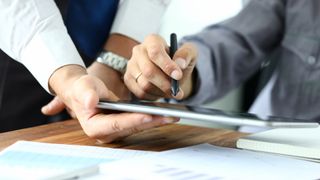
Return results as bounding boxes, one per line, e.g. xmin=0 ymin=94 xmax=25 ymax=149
xmin=104 ymin=33 xmax=139 ymax=59
xmin=96 ymin=51 xmax=128 ymax=75
xmin=49 ymin=64 xmax=87 ymax=95
xmin=88 ymin=62 xmax=130 ymax=99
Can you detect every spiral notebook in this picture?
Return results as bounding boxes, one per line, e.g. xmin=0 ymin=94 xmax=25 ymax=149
xmin=236 ymin=127 xmax=320 ymax=160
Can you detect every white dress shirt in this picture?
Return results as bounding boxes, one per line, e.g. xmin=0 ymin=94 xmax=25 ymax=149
xmin=0 ymin=0 xmax=170 ymax=93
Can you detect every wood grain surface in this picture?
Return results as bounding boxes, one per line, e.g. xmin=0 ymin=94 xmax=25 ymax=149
xmin=0 ymin=120 xmax=248 ymax=151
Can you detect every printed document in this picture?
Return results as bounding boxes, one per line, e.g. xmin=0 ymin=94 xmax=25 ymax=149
xmin=0 ymin=141 xmax=154 ymax=179
xmin=96 ymin=144 xmax=320 ymax=180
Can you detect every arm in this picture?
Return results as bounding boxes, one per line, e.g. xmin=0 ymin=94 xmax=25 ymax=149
xmin=181 ymin=0 xmax=285 ymax=105
xmin=89 ymin=0 xmax=172 ymax=99
xmin=41 ymin=0 xmax=176 ymax=142
xmin=87 ymin=34 xmax=138 ymax=100
xmin=125 ymin=0 xmax=285 ymax=104
xmin=0 ymin=0 xmax=84 ymax=92
xmin=0 ymin=0 xmax=175 ymax=143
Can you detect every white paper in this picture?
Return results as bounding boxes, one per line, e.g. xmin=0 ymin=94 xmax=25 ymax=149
xmin=97 ymin=144 xmax=320 ymax=180
xmin=0 ymin=141 xmax=154 ymax=180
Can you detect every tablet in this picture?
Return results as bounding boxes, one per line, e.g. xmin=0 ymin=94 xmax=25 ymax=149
xmin=97 ymin=100 xmax=319 ymax=128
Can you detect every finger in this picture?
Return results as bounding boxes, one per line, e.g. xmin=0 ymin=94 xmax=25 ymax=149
xmin=97 ymin=115 xmax=180 ymax=143
xmin=74 ymin=76 xmax=118 ymax=109
xmin=144 ymin=35 xmax=183 ymax=80
xmin=66 ymin=106 xmax=77 ymax=119
xmin=124 ymin=71 xmax=160 ymax=100
xmin=72 ymin=76 xmax=119 ymax=120
xmin=97 ymin=117 xmax=164 ymax=143
xmin=82 ymin=113 xmax=155 ymax=139
xmin=136 ymin=75 xmax=169 ymax=98
xmin=134 ymin=46 xmax=172 ymax=95
xmin=174 ymin=43 xmax=198 ymax=70
xmin=171 ymin=87 xmax=184 ymax=100
xmin=41 ymin=96 xmax=66 ymax=115
xmin=172 ymin=43 xmax=198 ymax=100
xmin=126 ymin=56 xmax=170 ymax=98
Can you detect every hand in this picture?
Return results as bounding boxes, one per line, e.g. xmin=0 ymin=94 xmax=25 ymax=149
xmin=124 ymin=34 xmax=198 ymax=101
xmin=43 ymin=33 xmax=141 ymax=115
xmin=42 ymin=65 xmax=178 ymax=143
xmin=87 ymin=61 xmax=130 ymax=100
xmin=42 ymin=61 xmax=130 ymax=119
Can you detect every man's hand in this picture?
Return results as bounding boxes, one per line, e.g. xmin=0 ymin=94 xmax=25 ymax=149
xmin=124 ymin=34 xmax=198 ymax=100
xmin=42 ymin=65 xmax=178 ymax=143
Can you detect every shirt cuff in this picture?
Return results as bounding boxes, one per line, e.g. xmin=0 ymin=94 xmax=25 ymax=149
xmin=21 ymin=28 xmax=85 ymax=94
xmin=111 ymin=0 xmax=170 ymax=42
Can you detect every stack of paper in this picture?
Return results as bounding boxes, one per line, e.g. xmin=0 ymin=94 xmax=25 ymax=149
xmin=236 ymin=127 xmax=320 ymax=161
xmin=0 ymin=141 xmax=153 ymax=179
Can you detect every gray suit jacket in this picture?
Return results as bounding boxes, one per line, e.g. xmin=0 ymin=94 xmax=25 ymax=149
xmin=182 ymin=0 xmax=320 ymax=121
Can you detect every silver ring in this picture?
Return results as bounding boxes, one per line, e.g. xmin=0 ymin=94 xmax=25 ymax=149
xmin=135 ymin=72 xmax=142 ymax=83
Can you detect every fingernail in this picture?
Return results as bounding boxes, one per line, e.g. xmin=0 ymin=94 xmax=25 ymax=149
xmin=171 ymin=70 xmax=181 ymax=80
xmin=173 ymin=90 xmax=184 ymax=99
xmin=41 ymin=106 xmax=47 ymax=112
xmin=176 ymin=58 xmax=186 ymax=69
xmin=162 ymin=119 xmax=176 ymax=124
xmin=143 ymin=117 xmax=153 ymax=123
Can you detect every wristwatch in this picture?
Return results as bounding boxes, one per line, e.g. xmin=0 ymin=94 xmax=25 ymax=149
xmin=96 ymin=51 xmax=128 ymax=74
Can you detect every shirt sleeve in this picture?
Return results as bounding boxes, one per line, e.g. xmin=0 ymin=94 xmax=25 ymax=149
xmin=111 ymin=0 xmax=171 ymax=42
xmin=0 ymin=0 xmax=85 ymax=93
xmin=180 ymin=0 xmax=285 ymax=105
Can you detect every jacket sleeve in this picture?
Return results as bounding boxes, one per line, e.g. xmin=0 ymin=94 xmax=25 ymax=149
xmin=181 ymin=0 xmax=285 ymax=105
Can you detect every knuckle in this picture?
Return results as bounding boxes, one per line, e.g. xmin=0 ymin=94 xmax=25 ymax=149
xmin=161 ymin=83 xmax=171 ymax=94
xmin=140 ymin=81 xmax=153 ymax=92
xmin=135 ymin=91 xmax=147 ymax=99
xmin=126 ymin=59 xmax=134 ymax=67
xmin=145 ymin=34 xmax=159 ymax=42
xmin=148 ymin=44 xmax=162 ymax=60
xmin=182 ymin=43 xmax=194 ymax=51
xmin=163 ymin=62 xmax=176 ymax=74
xmin=83 ymin=128 xmax=99 ymax=139
xmin=111 ymin=120 xmax=122 ymax=132
xmin=123 ymin=72 xmax=129 ymax=83
xmin=182 ymin=43 xmax=198 ymax=58
xmin=128 ymin=127 xmax=141 ymax=135
xmin=132 ymin=45 xmax=141 ymax=54
xmin=143 ymin=67 xmax=155 ymax=79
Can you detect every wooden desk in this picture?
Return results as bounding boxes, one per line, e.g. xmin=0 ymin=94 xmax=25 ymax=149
xmin=0 ymin=120 xmax=247 ymax=151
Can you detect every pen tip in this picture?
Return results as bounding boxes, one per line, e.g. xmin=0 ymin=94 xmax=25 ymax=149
xmin=171 ymin=86 xmax=180 ymax=97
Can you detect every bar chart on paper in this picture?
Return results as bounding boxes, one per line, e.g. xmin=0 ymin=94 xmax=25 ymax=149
xmin=97 ymin=144 xmax=320 ymax=180
xmin=142 ymin=164 xmax=223 ymax=180
xmin=91 ymin=162 xmax=224 ymax=180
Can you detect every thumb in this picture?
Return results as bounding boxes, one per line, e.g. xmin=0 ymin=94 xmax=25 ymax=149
xmin=174 ymin=43 xmax=198 ymax=71
xmin=75 ymin=76 xmax=120 ymax=111
xmin=41 ymin=96 xmax=66 ymax=115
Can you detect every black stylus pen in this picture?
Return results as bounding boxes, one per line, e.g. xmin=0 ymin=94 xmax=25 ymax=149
xmin=169 ymin=33 xmax=179 ymax=96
